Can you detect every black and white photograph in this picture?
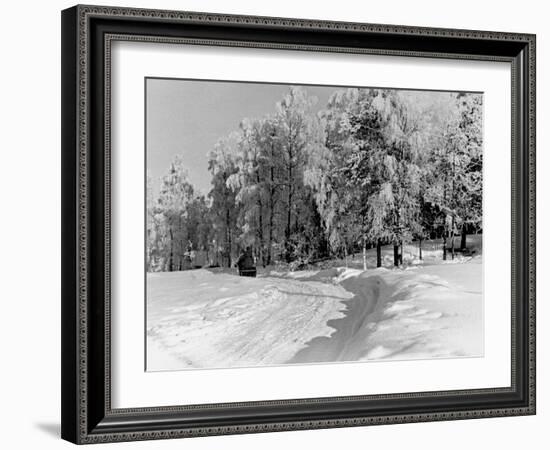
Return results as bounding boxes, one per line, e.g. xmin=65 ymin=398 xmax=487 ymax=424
xmin=145 ymin=79 xmax=484 ymax=371
xmin=53 ymin=1 xmax=539 ymax=445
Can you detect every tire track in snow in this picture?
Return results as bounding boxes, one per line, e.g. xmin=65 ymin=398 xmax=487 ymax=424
xmin=288 ymin=274 xmax=386 ymax=364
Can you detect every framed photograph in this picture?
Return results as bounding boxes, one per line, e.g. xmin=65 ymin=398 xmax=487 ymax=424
xmin=61 ymin=5 xmax=536 ymax=444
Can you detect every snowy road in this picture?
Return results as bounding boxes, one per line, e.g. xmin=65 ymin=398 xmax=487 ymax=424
xmin=288 ymin=274 xmax=385 ymax=364
xmin=146 ymin=270 xmax=353 ymax=370
xmin=146 ymin=257 xmax=483 ymax=371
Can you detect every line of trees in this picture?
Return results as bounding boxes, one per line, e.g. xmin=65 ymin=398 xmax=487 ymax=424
xmin=147 ymin=87 xmax=482 ymax=272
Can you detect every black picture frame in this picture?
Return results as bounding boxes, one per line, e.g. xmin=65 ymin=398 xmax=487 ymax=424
xmin=61 ymin=4 xmax=536 ymax=444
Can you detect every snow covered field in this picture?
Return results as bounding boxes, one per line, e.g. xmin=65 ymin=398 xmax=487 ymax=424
xmin=146 ymin=237 xmax=483 ymax=371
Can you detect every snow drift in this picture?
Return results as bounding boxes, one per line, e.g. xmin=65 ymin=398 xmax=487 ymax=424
xmin=146 ymin=256 xmax=483 ymax=371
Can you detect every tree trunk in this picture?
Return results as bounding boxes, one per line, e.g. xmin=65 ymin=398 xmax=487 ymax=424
xmin=419 ymin=238 xmax=423 ymax=260
xmin=256 ymin=171 xmax=265 ymax=267
xmin=362 ymin=238 xmax=367 ymax=271
xmin=226 ymin=208 xmax=232 ymax=268
xmin=285 ymin=146 xmax=293 ymax=263
xmin=267 ymin=183 xmax=275 ymax=266
xmin=257 ymin=208 xmax=264 ymax=267
xmin=178 ymin=216 xmax=183 ymax=271
xmin=451 ymin=216 xmax=455 ymax=260
xmin=266 ymin=145 xmax=276 ymax=266
xmin=286 ymin=192 xmax=292 ymax=261
xmin=376 ymin=239 xmax=382 ymax=268
xmin=267 ymin=209 xmax=274 ymax=266
xmin=169 ymin=228 xmax=174 ymax=271
xmin=460 ymin=225 xmax=467 ymax=250
xmin=393 ymin=244 xmax=399 ymax=267
xmin=443 ymin=176 xmax=448 ymax=261
xmin=443 ymin=228 xmax=447 ymax=261
xmin=344 ymin=244 xmax=348 ymax=269
xmin=400 ymin=241 xmax=404 ymax=265
xmin=450 ymin=147 xmax=456 ymax=261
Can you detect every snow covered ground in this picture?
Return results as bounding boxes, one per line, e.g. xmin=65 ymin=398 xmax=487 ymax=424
xmin=147 ymin=236 xmax=483 ymax=371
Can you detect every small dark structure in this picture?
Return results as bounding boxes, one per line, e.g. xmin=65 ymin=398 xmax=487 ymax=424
xmin=236 ymin=247 xmax=257 ymax=277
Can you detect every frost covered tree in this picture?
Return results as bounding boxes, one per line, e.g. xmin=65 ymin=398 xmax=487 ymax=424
xmin=455 ymin=94 xmax=483 ymax=249
xmin=306 ymin=89 xmax=363 ymax=266
xmin=147 ymin=85 xmax=483 ymax=272
xmin=154 ymin=156 xmax=196 ymax=271
xmin=147 ymin=163 xmax=216 ymax=271
xmin=339 ymin=89 xmax=396 ymax=268
xmin=226 ymin=116 xmax=286 ymax=265
xmin=376 ymin=91 xmax=440 ymax=266
xmin=185 ymin=194 xmax=213 ymax=258
xmin=428 ymin=93 xmax=483 ymax=259
xmin=226 ymin=119 xmax=266 ymax=262
xmin=323 ymin=89 xmax=423 ymax=268
xmin=208 ymin=133 xmax=240 ymax=267
xmin=273 ymin=87 xmax=326 ymax=263
xmin=225 ymin=88 xmax=328 ymax=266
xmin=146 ymin=173 xmax=160 ymax=271
xmin=257 ymin=117 xmax=285 ymax=265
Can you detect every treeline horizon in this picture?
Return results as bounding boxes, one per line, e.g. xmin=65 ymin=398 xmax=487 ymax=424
xmin=147 ymin=86 xmax=483 ymax=272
